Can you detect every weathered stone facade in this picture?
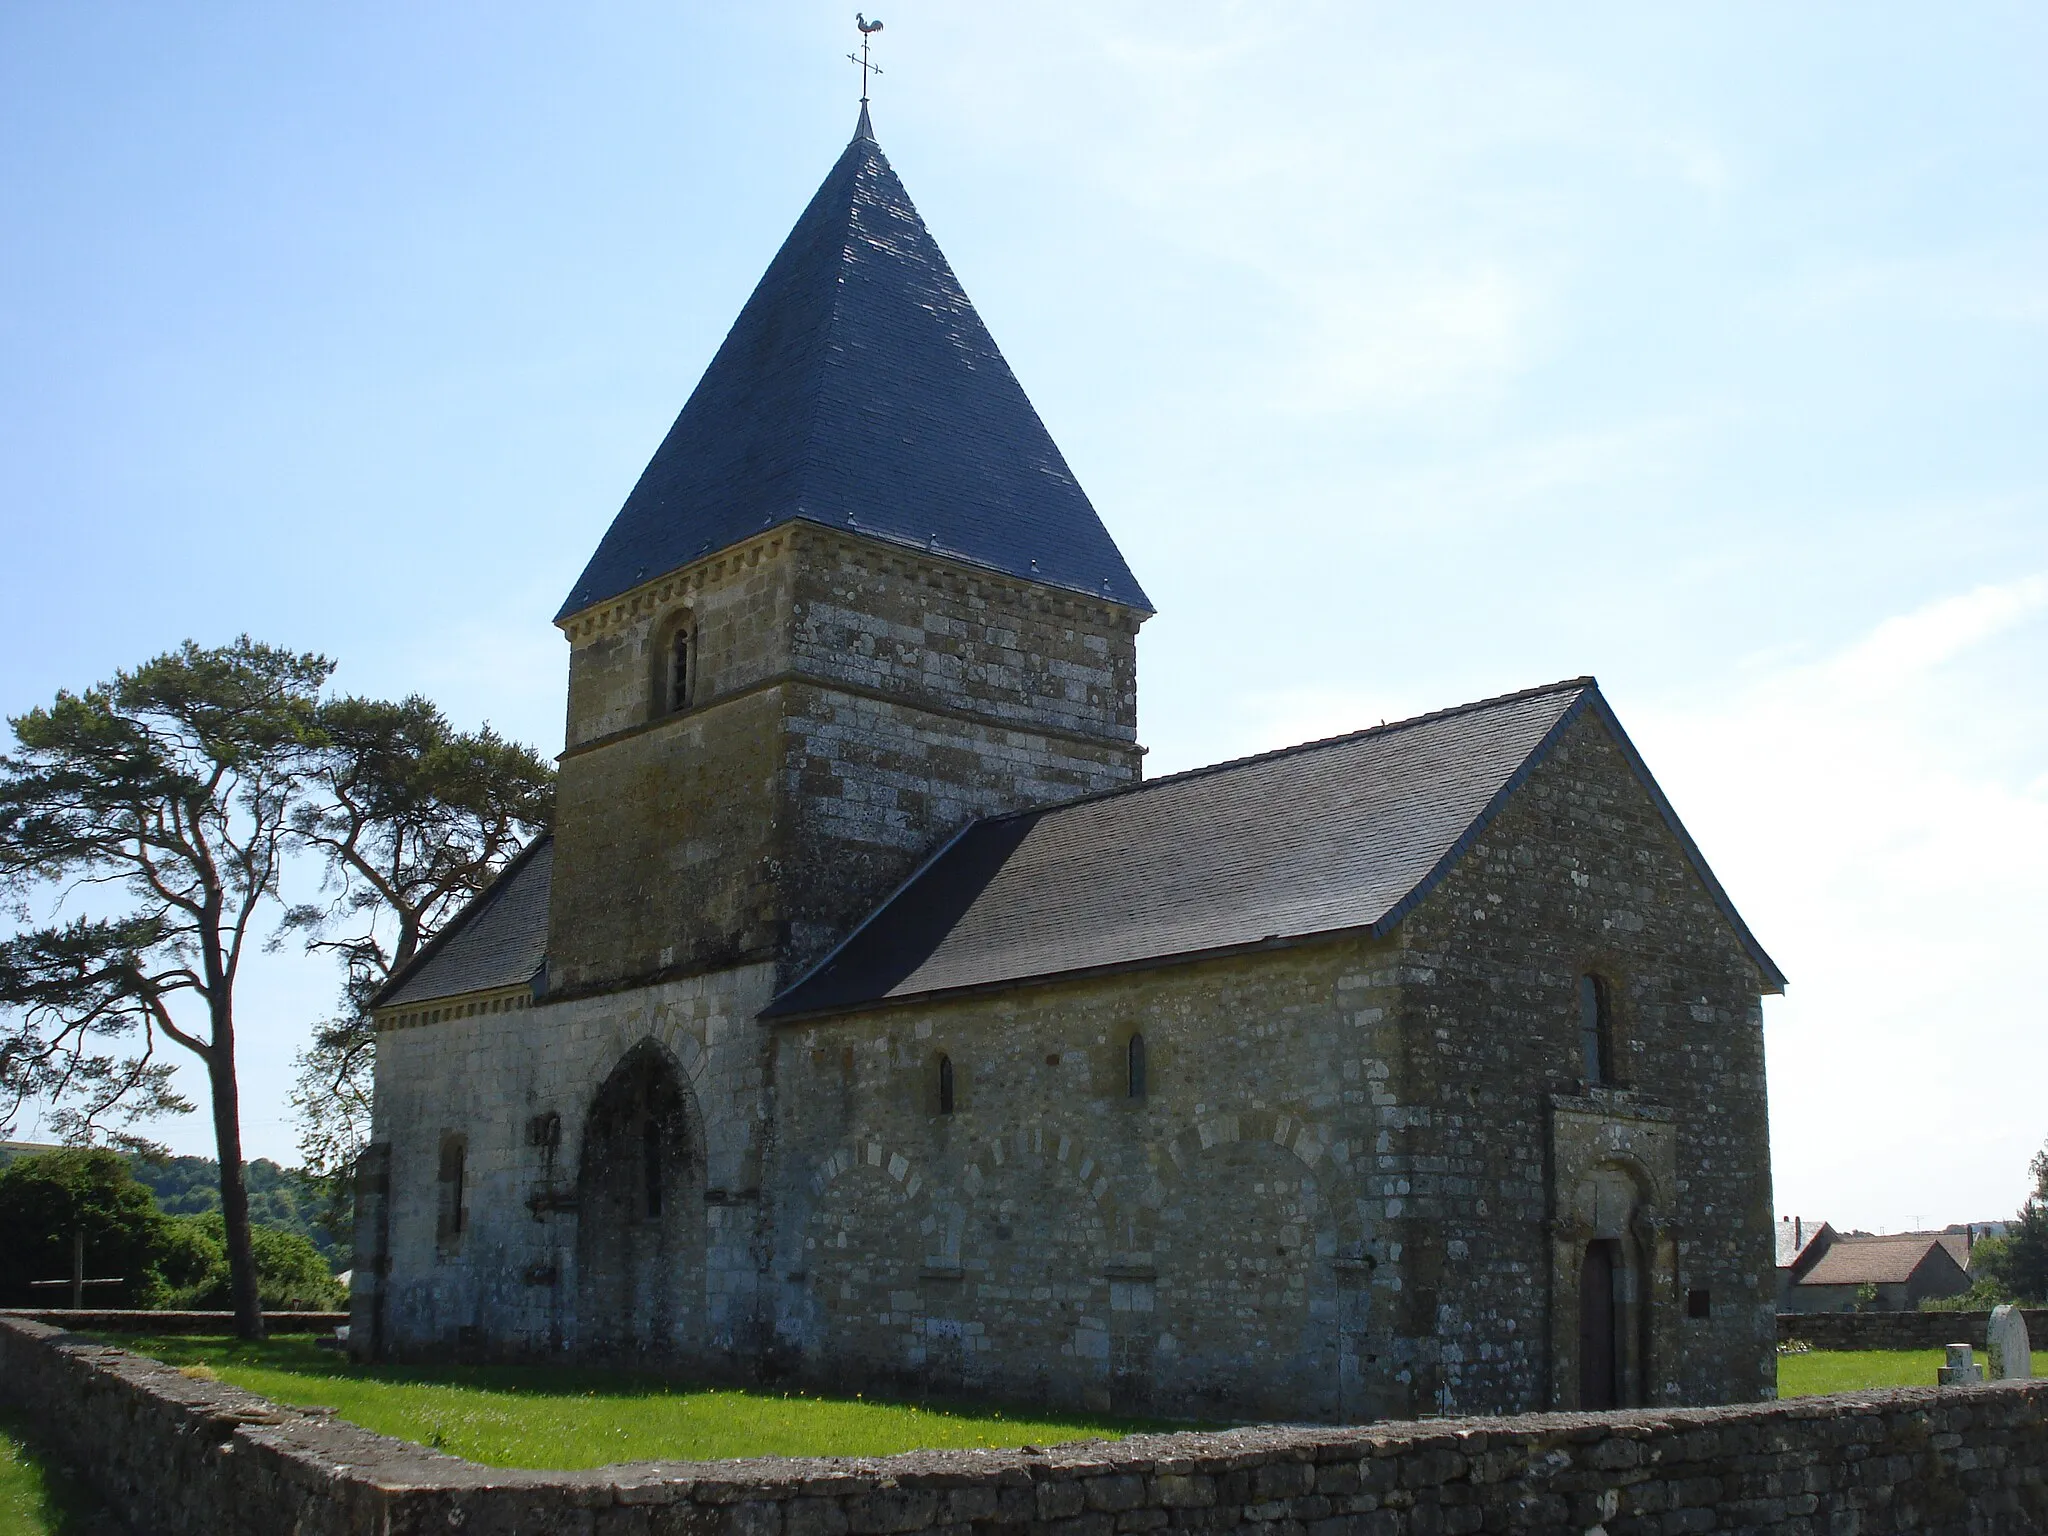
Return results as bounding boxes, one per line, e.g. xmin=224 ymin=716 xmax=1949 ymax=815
xmin=547 ymin=528 xmax=1142 ymax=995
xmin=363 ymin=703 xmax=1778 ymax=1421
xmin=359 ymin=113 xmax=1779 ymax=1426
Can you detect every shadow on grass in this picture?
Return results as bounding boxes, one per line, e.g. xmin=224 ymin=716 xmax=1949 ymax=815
xmin=0 ymin=1406 xmax=126 ymax=1536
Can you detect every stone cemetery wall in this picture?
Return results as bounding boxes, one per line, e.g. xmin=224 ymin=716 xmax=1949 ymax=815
xmin=10 ymin=1314 xmax=2048 ymax=1536
xmin=1779 ymin=1309 xmax=2048 ymax=1352
xmin=0 ymin=1308 xmax=345 ymax=1335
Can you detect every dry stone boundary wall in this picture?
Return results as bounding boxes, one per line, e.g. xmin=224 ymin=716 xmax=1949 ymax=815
xmin=1779 ymin=1310 xmax=2048 ymax=1353
xmin=9 ymin=1318 xmax=2048 ymax=1535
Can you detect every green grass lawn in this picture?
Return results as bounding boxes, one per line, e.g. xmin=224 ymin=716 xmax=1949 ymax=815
xmin=0 ymin=1408 xmax=117 ymax=1536
xmin=58 ymin=1336 xmax=2021 ymax=1479
xmin=101 ymin=1335 xmax=1156 ymax=1470
xmin=1777 ymin=1347 xmax=1993 ymax=1397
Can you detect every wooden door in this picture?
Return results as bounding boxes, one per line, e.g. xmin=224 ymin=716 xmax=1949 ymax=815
xmin=1578 ymin=1239 xmax=1620 ymax=1409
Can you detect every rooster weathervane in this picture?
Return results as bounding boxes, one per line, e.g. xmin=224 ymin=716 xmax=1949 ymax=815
xmin=849 ymin=14 xmax=884 ymax=106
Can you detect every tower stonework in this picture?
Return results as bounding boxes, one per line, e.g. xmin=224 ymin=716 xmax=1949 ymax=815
xmin=546 ymin=524 xmax=1143 ymax=997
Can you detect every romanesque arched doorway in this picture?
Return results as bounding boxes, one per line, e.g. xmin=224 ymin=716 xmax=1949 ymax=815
xmin=1569 ymin=1164 xmax=1649 ymax=1409
xmin=575 ymin=1041 xmax=703 ymax=1358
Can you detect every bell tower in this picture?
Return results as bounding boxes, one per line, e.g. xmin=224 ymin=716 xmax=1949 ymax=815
xmin=544 ymin=112 xmax=1150 ymax=999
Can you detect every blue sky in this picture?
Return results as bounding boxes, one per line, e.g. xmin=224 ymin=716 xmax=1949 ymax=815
xmin=3 ymin=3 xmax=2043 ymax=1233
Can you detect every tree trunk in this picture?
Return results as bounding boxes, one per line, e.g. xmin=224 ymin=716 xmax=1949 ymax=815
xmin=208 ymin=1017 xmax=266 ymax=1341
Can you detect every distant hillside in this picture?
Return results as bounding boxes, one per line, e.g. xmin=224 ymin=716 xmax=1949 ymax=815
xmin=0 ymin=1143 xmax=343 ymax=1267
xmin=125 ymin=1155 xmax=344 ymax=1265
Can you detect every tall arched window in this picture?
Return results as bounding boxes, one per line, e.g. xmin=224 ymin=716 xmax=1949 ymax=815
xmin=1579 ymin=974 xmax=1613 ymax=1086
xmin=642 ymin=1117 xmax=664 ymax=1219
xmin=1126 ymin=1033 xmax=1147 ymax=1100
xmin=436 ymin=1134 xmax=467 ymax=1251
xmin=937 ymin=1053 xmax=955 ymax=1115
xmin=669 ymin=625 xmax=693 ymax=713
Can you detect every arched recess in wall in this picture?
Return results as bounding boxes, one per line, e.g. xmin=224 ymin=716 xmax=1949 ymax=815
xmin=1149 ymin=1108 xmax=1371 ymax=1425
xmin=802 ymin=1136 xmax=933 ymax=1380
xmin=1556 ymin=1156 xmax=1667 ymax=1412
xmin=574 ymin=1039 xmax=705 ymax=1359
xmin=934 ymin=1123 xmax=1127 ymax=1406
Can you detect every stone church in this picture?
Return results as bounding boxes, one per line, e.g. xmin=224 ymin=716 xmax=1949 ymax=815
xmin=354 ymin=108 xmax=1785 ymax=1423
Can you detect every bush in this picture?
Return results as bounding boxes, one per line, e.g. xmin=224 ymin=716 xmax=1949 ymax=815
xmin=0 ymin=1149 xmax=174 ymax=1307
xmin=161 ymin=1213 xmax=346 ymax=1311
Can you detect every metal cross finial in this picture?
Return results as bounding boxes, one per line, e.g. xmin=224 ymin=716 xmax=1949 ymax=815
xmin=849 ymin=13 xmax=884 ymax=105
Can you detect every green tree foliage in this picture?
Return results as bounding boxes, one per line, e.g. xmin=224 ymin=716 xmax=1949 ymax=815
xmin=1976 ymin=1150 xmax=2048 ymax=1303
xmin=0 ymin=1148 xmax=343 ymax=1311
xmin=0 ymin=639 xmax=332 ymax=1338
xmin=286 ymin=696 xmax=552 ymax=1192
xmin=159 ymin=1212 xmax=345 ymax=1311
xmin=0 ymin=1148 xmax=192 ymax=1307
xmin=127 ymin=1154 xmax=341 ymax=1264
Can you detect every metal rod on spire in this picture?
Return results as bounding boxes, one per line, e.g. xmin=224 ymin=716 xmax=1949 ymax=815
xmin=849 ymin=13 xmax=884 ymax=105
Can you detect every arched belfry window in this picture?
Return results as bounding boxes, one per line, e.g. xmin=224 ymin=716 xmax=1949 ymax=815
xmin=1126 ymin=1033 xmax=1147 ymax=1100
xmin=668 ymin=623 xmax=693 ymax=713
xmin=937 ymin=1053 xmax=955 ymax=1116
xmin=1579 ymin=974 xmax=1614 ymax=1086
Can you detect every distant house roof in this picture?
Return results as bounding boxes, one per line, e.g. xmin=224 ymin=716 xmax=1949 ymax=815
xmin=558 ymin=108 xmax=1149 ymax=623
xmin=766 ymin=678 xmax=1785 ymax=1018
xmin=375 ymin=838 xmax=553 ymax=1009
xmin=1797 ymin=1235 xmax=1966 ymax=1289
xmin=1776 ymin=1218 xmax=1834 ymax=1270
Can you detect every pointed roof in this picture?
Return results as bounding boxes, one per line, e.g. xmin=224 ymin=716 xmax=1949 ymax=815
xmin=764 ymin=679 xmax=1787 ymax=1018
xmin=558 ymin=113 xmax=1149 ymax=622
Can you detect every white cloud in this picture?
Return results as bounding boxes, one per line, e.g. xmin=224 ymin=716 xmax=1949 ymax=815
xmin=1634 ymin=574 xmax=2048 ymax=1231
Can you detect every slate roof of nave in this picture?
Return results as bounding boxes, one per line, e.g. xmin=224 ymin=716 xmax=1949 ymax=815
xmin=557 ymin=107 xmax=1149 ymax=623
xmin=379 ymin=836 xmax=553 ymax=1008
xmin=766 ymin=677 xmax=1785 ymax=1017
xmin=375 ymin=678 xmax=1785 ymax=1013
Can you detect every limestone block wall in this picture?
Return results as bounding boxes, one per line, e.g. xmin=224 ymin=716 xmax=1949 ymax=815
xmin=760 ymin=713 xmax=1774 ymax=1424
xmin=786 ymin=528 xmax=1141 ymax=743
xmin=546 ymin=528 xmax=1145 ymax=994
xmin=365 ymin=963 xmax=776 ymax=1363
xmin=767 ymin=937 xmax=1410 ymax=1424
xmin=1391 ymin=712 xmax=1776 ymax=1415
xmin=776 ymin=679 xmax=1140 ymax=975
xmin=559 ymin=530 xmax=799 ymax=752
xmin=548 ymin=685 xmax=786 ymax=991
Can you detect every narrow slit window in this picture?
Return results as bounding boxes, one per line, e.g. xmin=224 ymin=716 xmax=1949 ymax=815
xmin=937 ymin=1053 xmax=955 ymax=1116
xmin=436 ymin=1134 xmax=467 ymax=1248
xmin=669 ymin=627 xmax=692 ymax=713
xmin=1579 ymin=974 xmax=1613 ymax=1086
xmin=1127 ymin=1033 xmax=1147 ymax=1100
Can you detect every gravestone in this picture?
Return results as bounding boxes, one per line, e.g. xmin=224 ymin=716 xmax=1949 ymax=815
xmin=1938 ymin=1342 xmax=1983 ymax=1386
xmin=1988 ymin=1304 xmax=2032 ymax=1380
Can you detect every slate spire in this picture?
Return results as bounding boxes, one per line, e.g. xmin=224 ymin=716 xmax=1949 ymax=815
xmin=559 ymin=114 xmax=1150 ymax=621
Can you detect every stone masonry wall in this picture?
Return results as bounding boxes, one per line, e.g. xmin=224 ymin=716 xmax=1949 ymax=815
xmin=9 ymin=1315 xmax=2048 ymax=1536
xmin=761 ymin=711 xmax=1775 ymax=1425
xmin=767 ymin=937 xmax=1402 ymax=1425
xmin=1389 ymin=712 xmax=1776 ymax=1416
xmin=547 ymin=527 xmax=1145 ymax=995
xmin=785 ymin=528 xmax=1141 ymax=745
xmin=366 ymin=963 xmax=777 ymax=1362
xmin=1782 ymin=1310 xmax=2048 ymax=1352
